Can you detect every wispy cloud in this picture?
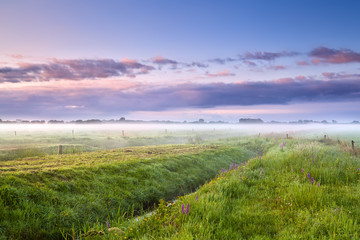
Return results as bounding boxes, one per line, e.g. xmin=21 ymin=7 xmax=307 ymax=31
xmin=322 ymin=72 xmax=360 ymax=80
xmin=185 ymin=62 xmax=208 ymax=68
xmin=240 ymin=51 xmax=298 ymax=61
xmin=209 ymin=57 xmax=237 ymax=65
xmin=242 ymin=60 xmax=257 ymax=67
xmin=0 ymin=58 xmax=154 ymax=83
xmin=268 ymin=65 xmax=286 ymax=70
xmin=151 ymin=56 xmax=178 ymax=65
xmin=309 ymin=47 xmax=360 ymax=64
xmin=206 ymin=70 xmax=236 ymax=77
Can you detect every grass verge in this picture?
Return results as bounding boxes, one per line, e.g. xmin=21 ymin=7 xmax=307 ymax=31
xmin=0 ymin=143 xmax=256 ymax=239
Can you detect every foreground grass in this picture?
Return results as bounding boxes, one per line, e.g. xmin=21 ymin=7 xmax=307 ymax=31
xmin=97 ymin=139 xmax=360 ymax=239
xmin=0 ymin=143 xmax=256 ymax=239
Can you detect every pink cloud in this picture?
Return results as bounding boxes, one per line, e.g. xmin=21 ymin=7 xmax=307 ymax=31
xmin=7 ymin=54 xmax=24 ymax=59
xmin=310 ymin=47 xmax=360 ymax=64
xmin=151 ymin=56 xmax=177 ymax=65
xmin=268 ymin=65 xmax=286 ymax=70
xmin=206 ymin=70 xmax=236 ymax=77
xmin=311 ymin=58 xmax=322 ymax=64
xmin=322 ymin=72 xmax=335 ymax=78
xmin=296 ymin=61 xmax=310 ymax=66
xmin=274 ymin=78 xmax=293 ymax=84
xmin=295 ymin=75 xmax=306 ymax=80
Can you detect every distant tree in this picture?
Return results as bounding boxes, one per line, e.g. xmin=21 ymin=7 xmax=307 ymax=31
xmin=48 ymin=120 xmax=64 ymax=124
xmin=198 ymin=118 xmax=205 ymax=123
xmin=332 ymin=120 xmax=338 ymax=124
xmin=85 ymin=119 xmax=102 ymax=123
xmin=239 ymin=118 xmax=263 ymax=124
xmin=119 ymin=117 xmax=126 ymax=121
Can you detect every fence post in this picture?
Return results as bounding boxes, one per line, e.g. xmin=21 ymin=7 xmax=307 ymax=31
xmin=58 ymin=145 xmax=63 ymax=154
xmin=286 ymin=133 xmax=289 ymax=139
xmin=352 ymin=140 xmax=355 ymax=152
xmin=122 ymin=130 xmax=125 ymax=137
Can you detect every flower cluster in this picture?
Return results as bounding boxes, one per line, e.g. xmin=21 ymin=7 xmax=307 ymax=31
xmin=307 ymin=172 xmax=320 ymax=186
xmin=221 ymin=162 xmax=241 ymax=175
xmin=182 ymin=203 xmax=190 ymax=215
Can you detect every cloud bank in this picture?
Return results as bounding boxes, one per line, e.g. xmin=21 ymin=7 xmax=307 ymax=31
xmin=1 ymin=76 xmax=360 ymax=118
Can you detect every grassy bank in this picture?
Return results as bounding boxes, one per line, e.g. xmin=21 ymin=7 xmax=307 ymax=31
xmin=0 ymin=142 xmax=256 ymax=239
xmin=102 ymin=139 xmax=360 ymax=239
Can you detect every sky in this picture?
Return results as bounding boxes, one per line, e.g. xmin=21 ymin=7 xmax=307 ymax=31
xmin=1 ymin=0 xmax=360 ymax=122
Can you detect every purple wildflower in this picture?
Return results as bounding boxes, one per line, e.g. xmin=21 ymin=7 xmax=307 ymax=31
xmin=224 ymin=169 xmax=227 ymax=173
xmin=311 ymin=177 xmax=314 ymax=184
xmin=318 ymin=183 xmax=320 ymax=187
xmin=186 ymin=203 xmax=189 ymax=214
xmin=106 ymin=219 xmax=110 ymax=228
xmin=259 ymin=156 xmax=262 ymax=160
xmin=313 ymin=155 xmax=315 ymax=163
xmin=196 ymin=195 xmax=198 ymax=202
xmin=181 ymin=204 xmax=186 ymax=214
xmin=308 ymin=173 xmax=310 ymax=179
xmin=302 ymin=169 xmax=304 ymax=173
xmin=233 ymin=162 xmax=236 ymax=167
xmin=222 ymin=169 xmax=225 ymax=173
xmin=229 ymin=164 xmax=232 ymax=171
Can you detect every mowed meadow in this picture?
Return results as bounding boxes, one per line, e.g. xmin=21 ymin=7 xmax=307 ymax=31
xmin=0 ymin=123 xmax=360 ymax=239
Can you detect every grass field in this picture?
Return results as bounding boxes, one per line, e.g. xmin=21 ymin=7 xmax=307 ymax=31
xmin=89 ymin=138 xmax=360 ymax=240
xmin=0 ymin=139 xmax=259 ymax=239
xmin=1 ymin=124 xmax=360 ymax=239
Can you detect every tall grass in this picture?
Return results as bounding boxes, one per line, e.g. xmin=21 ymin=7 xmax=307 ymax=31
xmin=101 ymin=138 xmax=360 ymax=239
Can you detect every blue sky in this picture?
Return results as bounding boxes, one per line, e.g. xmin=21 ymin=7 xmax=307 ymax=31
xmin=1 ymin=0 xmax=360 ymax=122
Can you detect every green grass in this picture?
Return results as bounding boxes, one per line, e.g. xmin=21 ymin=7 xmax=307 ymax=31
xmin=94 ymin=138 xmax=360 ymax=240
xmin=0 ymin=142 xmax=257 ymax=240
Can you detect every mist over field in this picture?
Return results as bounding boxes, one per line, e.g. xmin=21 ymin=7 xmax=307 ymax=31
xmin=1 ymin=122 xmax=359 ymax=136
xmin=1 ymin=123 xmax=360 ymax=151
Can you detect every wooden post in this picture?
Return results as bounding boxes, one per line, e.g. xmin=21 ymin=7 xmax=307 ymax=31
xmin=58 ymin=145 xmax=63 ymax=154
xmin=324 ymin=135 xmax=327 ymax=140
xmin=352 ymin=140 xmax=355 ymax=152
xmin=286 ymin=133 xmax=289 ymax=139
xmin=122 ymin=130 xmax=125 ymax=137
xmin=72 ymin=130 xmax=74 ymax=137
xmin=14 ymin=131 xmax=16 ymax=136
xmin=165 ymin=129 xmax=167 ymax=134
